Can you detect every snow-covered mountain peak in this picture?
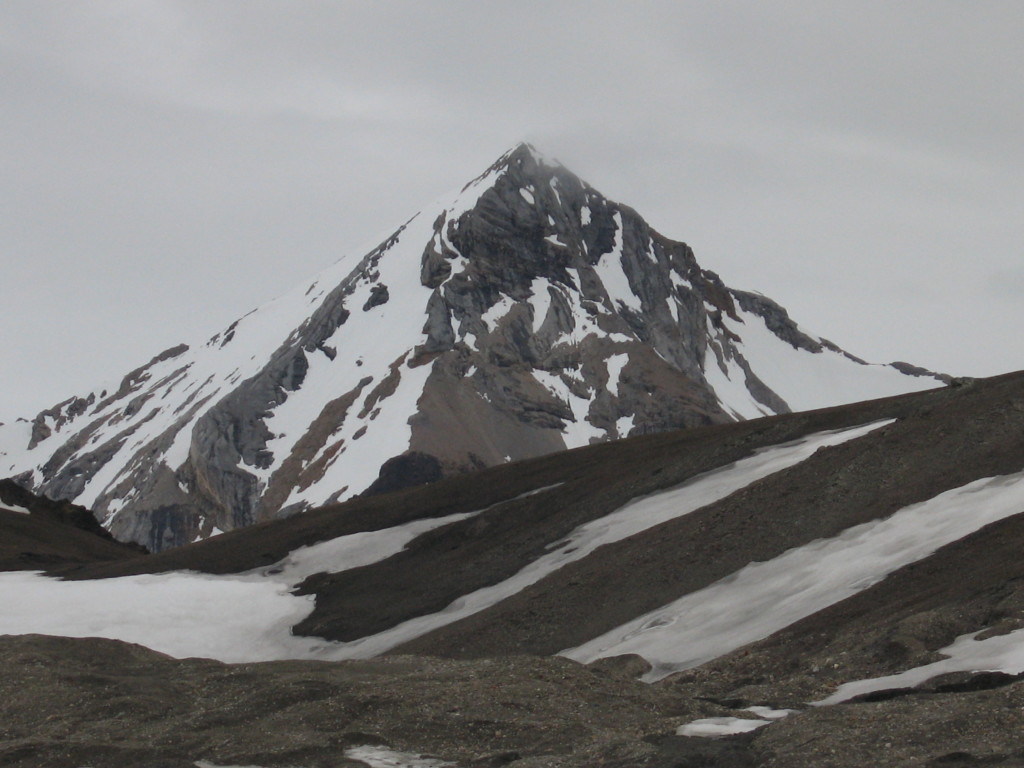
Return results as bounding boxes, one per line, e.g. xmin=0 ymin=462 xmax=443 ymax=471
xmin=0 ymin=146 xmax=946 ymax=550
xmin=480 ymin=141 xmax=559 ymax=174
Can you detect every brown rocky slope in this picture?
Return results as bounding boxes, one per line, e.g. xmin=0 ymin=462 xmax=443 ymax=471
xmin=3 ymin=372 xmax=1024 ymax=766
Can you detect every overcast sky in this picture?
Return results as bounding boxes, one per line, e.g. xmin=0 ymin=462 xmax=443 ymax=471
xmin=2 ymin=1 xmax=1022 ymax=423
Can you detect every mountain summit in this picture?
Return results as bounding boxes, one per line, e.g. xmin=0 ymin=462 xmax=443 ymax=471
xmin=0 ymin=143 xmax=944 ymax=549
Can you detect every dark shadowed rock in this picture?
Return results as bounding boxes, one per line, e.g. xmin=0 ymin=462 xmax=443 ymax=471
xmin=364 ymin=451 xmax=445 ymax=496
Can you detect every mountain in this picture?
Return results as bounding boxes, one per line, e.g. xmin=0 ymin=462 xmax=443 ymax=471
xmin=0 ymin=143 xmax=944 ymax=551
xmin=2 ymin=371 xmax=1023 ymax=767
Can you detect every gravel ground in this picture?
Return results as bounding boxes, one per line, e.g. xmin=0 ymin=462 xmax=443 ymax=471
xmin=5 ymin=633 xmax=1024 ymax=768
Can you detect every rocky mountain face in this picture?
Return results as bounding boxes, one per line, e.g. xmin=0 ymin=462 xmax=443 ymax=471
xmin=0 ymin=144 xmax=943 ymax=551
xmin=3 ymin=372 xmax=1024 ymax=767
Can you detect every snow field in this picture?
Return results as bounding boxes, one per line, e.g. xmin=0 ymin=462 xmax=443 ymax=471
xmin=0 ymin=424 xmax=884 ymax=664
xmin=565 ymin=470 xmax=1024 ymax=682
xmin=300 ymin=421 xmax=892 ymax=660
xmin=720 ymin=306 xmax=938 ymax=412
xmin=0 ymin=510 xmax=476 ymax=663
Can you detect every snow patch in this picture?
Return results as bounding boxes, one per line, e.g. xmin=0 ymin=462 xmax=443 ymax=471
xmin=645 ymin=240 xmax=658 ymax=264
xmin=604 ymin=353 xmax=629 ymax=397
xmin=818 ymin=625 xmax=1024 ymax=705
xmin=670 ymin=271 xmax=691 ymax=291
xmin=530 ymin=278 xmax=553 ymax=332
xmin=533 ymin=370 xmax=603 ymax=447
xmin=677 ymin=717 xmax=771 ymax=738
xmin=562 ymin=392 xmax=603 ymax=446
xmin=745 ymin=706 xmax=795 ymax=720
xmin=548 ymin=177 xmax=562 ymax=207
xmin=703 ymin=329 xmax=775 ymax=420
xmin=593 ymin=211 xmax=641 ymax=313
xmin=481 ymin=295 xmax=517 ymax=331
xmin=566 ymin=465 xmax=1024 ymax=681
xmin=675 ymin=704 xmax=793 ymax=738
xmin=345 ymin=745 xmax=454 ymax=767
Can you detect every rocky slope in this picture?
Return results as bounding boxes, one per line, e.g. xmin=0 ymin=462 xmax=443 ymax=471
xmin=3 ymin=372 xmax=1024 ymax=766
xmin=0 ymin=144 xmax=943 ymax=550
xmin=0 ymin=479 xmax=144 ymax=571
xmin=3 ymin=632 xmax=1023 ymax=768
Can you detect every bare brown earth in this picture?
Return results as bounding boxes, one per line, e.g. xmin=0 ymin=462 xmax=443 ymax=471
xmin=0 ymin=634 xmax=710 ymax=768
xmin=0 ymin=479 xmax=143 ymax=572
xmin=3 ymin=633 xmax=1024 ymax=768
xmin=0 ymin=509 xmax=140 ymax=572
xmin=5 ymin=372 xmax=1024 ymax=766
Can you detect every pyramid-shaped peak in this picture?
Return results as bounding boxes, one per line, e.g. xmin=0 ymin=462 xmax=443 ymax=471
xmin=484 ymin=142 xmax=564 ymax=178
xmin=506 ymin=141 xmax=547 ymax=163
xmin=455 ymin=142 xmax=573 ymax=205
